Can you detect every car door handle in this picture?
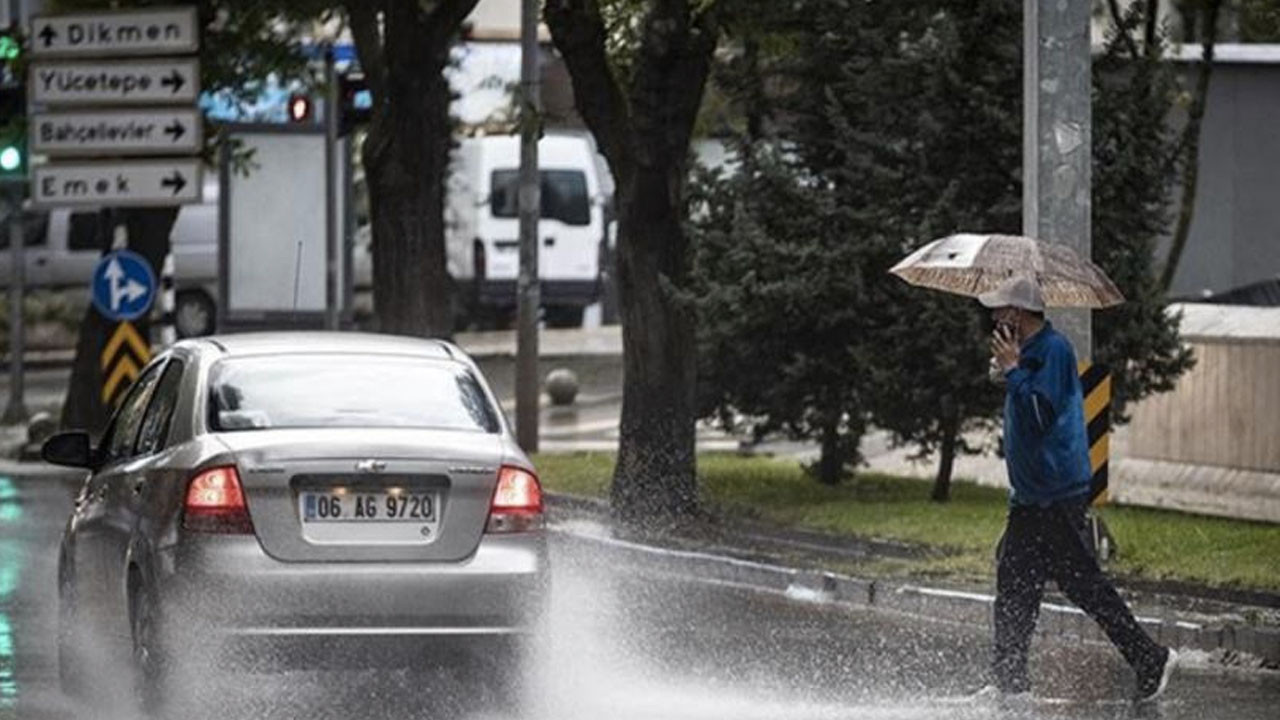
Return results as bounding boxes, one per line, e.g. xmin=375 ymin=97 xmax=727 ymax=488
xmin=543 ymin=237 xmax=555 ymax=247
xmin=34 ymin=257 xmax=47 ymax=266
xmin=132 ymin=480 xmax=145 ymax=496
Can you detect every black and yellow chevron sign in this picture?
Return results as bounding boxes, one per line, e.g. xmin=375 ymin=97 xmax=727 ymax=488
xmin=1078 ymin=361 xmax=1111 ymax=506
xmin=101 ymin=321 xmax=151 ymax=407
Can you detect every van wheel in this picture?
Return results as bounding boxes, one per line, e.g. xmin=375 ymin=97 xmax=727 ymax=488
xmin=174 ymin=291 xmax=215 ymax=338
xmin=545 ymin=306 xmax=584 ymax=329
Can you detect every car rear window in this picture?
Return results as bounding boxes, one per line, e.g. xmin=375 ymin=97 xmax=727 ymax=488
xmin=208 ymin=355 xmax=500 ymax=433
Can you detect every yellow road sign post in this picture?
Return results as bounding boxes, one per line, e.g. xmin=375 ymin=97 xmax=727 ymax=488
xmin=1078 ymin=361 xmax=1115 ymax=561
xmin=101 ymin=321 xmax=150 ymax=407
xmin=1078 ymin=361 xmax=1111 ymax=505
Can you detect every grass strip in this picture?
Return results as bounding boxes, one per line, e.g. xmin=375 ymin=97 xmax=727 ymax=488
xmin=533 ymin=451 xmax=1280 ymax=592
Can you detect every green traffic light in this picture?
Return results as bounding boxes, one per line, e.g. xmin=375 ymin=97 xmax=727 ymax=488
xmin=0 ymin=146 xmax=20 ymax=172
xmin=0 ymin=35 xmax=18 ymax=61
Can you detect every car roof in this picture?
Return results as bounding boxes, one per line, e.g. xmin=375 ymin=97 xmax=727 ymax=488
xmin=179 ymin=332 xmax=461 ymax=361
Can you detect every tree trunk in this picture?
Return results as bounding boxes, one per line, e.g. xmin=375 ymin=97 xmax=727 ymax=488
xmin=348 ymin=1 xmax=477 ymax=339
xmin=1161 ymin=0 xmax=1222 ymax=293
xmin=932 ymin=412 xmax=960 ymax=503
xmin=610 ymin=167 xmax=699 ymax=523
xmin=61 ymin=208 xmax=177 ymax=435
xmin=361 ymin=66 xmax=454 ymax=337
xmin=816 ymin=418 xmax=843 ymax=486
xmin=545 ymin=0 xmax=721 ymax=525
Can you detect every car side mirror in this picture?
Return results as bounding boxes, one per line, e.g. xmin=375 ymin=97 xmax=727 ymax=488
xmin=41 ymin=431 xmax=99 ymax=470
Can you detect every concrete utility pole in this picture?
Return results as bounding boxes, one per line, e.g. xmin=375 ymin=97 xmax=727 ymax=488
xmin=515 ymin=0 xmax=541 ymax=452
xmin=1024 ymin=0 xmax=1092 ymax=359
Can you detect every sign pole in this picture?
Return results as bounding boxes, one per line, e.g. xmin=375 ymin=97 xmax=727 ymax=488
xmin=515 ymin=0 xmax=541 ymax=453
xmin=3 ymin=184 xmax=27 ymax=424
xmin=324 ymin=48 xmax=339 ymax=331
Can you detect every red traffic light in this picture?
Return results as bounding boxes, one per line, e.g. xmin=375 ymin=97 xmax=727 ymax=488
xmin=287 ymin=93 xmax=313 ymax=123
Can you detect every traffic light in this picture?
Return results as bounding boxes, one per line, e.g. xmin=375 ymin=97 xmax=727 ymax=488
xmin=338 ymin=72 xmax=371 ymax=137
xmin=0 ymin=24 xmax=25 ymax=181
xmin=287 ymin=93 xmax=313 ymax=123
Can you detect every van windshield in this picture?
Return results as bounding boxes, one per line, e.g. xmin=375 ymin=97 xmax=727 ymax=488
xmin=490 ymin=169 xmax=591 ymax=226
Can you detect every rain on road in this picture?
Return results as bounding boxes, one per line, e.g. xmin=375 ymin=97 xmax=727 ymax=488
xmin=0 ymin=469 xmax=1276 ymax=720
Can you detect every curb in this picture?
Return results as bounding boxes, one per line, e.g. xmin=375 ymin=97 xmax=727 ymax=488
xmin=546 ymin=494 xmax=1280 ymax=668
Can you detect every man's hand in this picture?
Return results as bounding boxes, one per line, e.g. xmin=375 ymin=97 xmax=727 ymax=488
xmin=990 ymin=325 xmax=1019 ymax=373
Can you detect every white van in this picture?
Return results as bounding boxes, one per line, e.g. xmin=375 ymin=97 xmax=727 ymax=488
xmin=447 ymin=132 xmax=612 ymax=328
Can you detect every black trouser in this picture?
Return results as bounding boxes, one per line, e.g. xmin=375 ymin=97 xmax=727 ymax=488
xmin=992 ymin=499 xmax=1164 ymax=692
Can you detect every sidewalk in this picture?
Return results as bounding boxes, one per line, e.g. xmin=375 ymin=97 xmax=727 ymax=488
xmin=546 ymin=492 xmax=1280 ymax=669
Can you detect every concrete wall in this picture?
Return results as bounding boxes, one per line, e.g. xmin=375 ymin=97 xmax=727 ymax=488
xmin=1161 ymin=59 xmax=1280 ymax=298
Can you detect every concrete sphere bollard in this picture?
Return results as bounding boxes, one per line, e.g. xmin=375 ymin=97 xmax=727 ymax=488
xmin=544 ymin=368 xmax=580 ymax=406
xmin=26 ymin=411 xmax=57 ymax=446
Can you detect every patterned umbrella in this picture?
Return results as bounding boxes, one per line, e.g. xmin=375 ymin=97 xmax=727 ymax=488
xmin=889 ymin=233 xmax=1124 ymax=308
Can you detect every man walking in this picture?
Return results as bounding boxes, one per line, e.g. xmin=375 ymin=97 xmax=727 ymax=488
xmin=978 ymin=275 xmax=1176 ymax=703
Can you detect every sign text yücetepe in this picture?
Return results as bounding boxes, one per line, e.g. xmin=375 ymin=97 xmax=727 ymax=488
xmin=36 ymin=66 xmax=185 ymax=98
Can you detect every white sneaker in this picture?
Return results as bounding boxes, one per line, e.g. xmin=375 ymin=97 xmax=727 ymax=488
xmin=969 ymin=684 xmax=1033 ymax=708
xmin=1136 ymin=648 xmax=1178 ymax=703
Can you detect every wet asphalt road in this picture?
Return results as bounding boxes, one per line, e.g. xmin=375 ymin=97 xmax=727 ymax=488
xmin=0 ymin=469 xmax=1277 ymax=720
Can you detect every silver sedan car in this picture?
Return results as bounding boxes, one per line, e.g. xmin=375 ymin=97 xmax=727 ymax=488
xmin=44 ymin=332 xmax=548 ymax=711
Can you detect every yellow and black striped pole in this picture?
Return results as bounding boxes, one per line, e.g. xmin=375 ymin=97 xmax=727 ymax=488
xmin=1078 ymin=361 xmax=1111 ymax=506
xmin=101 ymin=321 xmax=151 ymax=408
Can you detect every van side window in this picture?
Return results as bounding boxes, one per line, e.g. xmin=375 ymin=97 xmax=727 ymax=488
xmin=68 ymin=212 xmax=107 ymax=252
xmin=490 ymin=170 xmax=591 ymax=227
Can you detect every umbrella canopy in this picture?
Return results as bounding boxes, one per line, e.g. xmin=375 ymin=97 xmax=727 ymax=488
xmin=889 ymin=233 xmax=1124 ymax=308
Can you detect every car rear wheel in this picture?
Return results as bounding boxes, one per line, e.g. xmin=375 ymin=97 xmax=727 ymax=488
xmin=131 ymin=582 xmax=176 ymax=716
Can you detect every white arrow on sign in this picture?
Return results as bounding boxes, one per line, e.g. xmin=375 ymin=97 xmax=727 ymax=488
xmin=31 ymin=108 xmax=203 ymax=156
xmin=103 ymin=258 xmax=149 ymax=312
xmin=30 ymin=58 xmax=200 ymax=106
xmin=32 ymin=160 xmax=203 ymax=208
xmin=30 ymin=8 xmax=199 ymax=58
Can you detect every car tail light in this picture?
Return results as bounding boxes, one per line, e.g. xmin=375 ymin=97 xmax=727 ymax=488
xmin=486 ymin=465 xmax=543 ymax=533
xmin=183 ymin=466 xmax=254 ymax=534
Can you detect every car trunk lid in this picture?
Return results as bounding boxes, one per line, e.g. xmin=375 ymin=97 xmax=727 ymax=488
xmin=213 ymin=429 xmax=504 ymax=562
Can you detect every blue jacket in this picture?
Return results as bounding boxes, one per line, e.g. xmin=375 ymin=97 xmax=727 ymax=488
xmin=1001 ymin=322 xmax=1092 ymax=507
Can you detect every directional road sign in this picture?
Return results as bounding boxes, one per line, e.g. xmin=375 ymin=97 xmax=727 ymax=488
xmin=31 ymin=108 xmax=202 ymax=156
xmin=32 ymin=159 xmax=202 ymax=207
xmin=29 ymin=58 xmax=199 ymax=106
xmin=91 ymin=249 xmax=156 ymax=321
xmin=30 ymin=7 xmax=199 ymax=58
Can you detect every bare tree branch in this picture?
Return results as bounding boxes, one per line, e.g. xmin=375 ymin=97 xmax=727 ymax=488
xmin=1162 ymin=0 xmax=1223 ymax=293
xmin=545 ymin=0 xmax=636 ymax=178
xmin=1106 ymin=0 xmax=1140 ymax=58
xmin=428 ymin=0 xmax=483 ymax=48
xmin=1144 ymin=0 xmax=1159 ymax=50
xmin=346 ymin=1 xmax=387 ymax=102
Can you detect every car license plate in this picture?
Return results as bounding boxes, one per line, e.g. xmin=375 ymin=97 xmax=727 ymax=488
xmin=299 ymin=490 xmax=436 ymax=523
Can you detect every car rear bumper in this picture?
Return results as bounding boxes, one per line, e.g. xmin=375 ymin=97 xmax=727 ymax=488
xmin=154 ymin=531 xmax=549 ymax=644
